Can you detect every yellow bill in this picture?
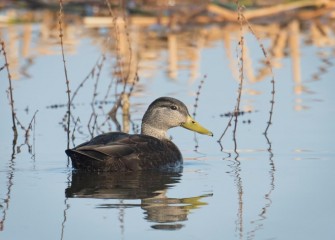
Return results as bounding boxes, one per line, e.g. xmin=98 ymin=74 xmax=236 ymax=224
xmin=181 ymin=115 xmax=213 ymax=136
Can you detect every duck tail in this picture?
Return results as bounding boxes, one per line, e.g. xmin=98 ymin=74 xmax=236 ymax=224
xmin=65 ymin=149 xmax=100 ymax=171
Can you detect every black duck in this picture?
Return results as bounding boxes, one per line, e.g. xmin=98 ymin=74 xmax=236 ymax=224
xmin=65 ymin=97 xmax=213 ymax=171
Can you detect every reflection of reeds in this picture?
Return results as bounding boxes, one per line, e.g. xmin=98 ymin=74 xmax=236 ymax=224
xmin=59 ymin=173 xmax=71 ymax=240
xmin=61 ymin=1 xmax=139 ymax=144
xmin=247 ymin=135 xmax=276 ymax=240
xmin=106 ymin=1 xmax=137 ymax=128
xmin=309 ymin=50 xmax=334 ymax=82
xmin=224 ymin=155 xmax=244 ymax=239
xmin=0 ymin=134 xmax=16 ymax=232
xmin=105 ymin=1 xmax=138 ymax=134
xmin=219 ymin=2 xmax=277 ymax=239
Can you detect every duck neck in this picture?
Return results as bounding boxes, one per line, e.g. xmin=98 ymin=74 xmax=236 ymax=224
xmin=141 ymin=123 xmax=169 ymax=140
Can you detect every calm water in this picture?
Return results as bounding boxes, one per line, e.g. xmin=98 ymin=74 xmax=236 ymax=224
xmin=1 ymin=9 xmax=335 ymax=240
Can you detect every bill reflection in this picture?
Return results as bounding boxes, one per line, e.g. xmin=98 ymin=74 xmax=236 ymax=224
xmin=65 ymin=170 xmax=212 ymax=230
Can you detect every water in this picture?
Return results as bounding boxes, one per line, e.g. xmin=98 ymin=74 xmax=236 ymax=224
xmin=1 ymin=8 xmax=335 ymax=240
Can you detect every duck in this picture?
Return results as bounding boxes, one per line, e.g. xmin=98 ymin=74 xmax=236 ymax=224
xmin=65 ymin=97 xmax=213 ymax=172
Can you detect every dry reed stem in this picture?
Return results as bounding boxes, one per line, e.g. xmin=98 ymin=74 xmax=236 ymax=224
xmin=87 ymin=113 xmax=99 ymax=138
xmin=16 ymin=111 xmax=38 ymax=155
xmin=192 ymin=75 xmax=206 ymax=118
xmin=232 ymin=5 xmax=245 ymax=151
xmin=1 ymin=41 xmax=18 ymax=139
xmin=86 ymin=57 xmax=106 ymax=136
xmin=67 ymin=0 xmax=138 ymax=137
xmin=98 ymin=73 xmax=138 ymax=132
xmin=217 ymin=3 xmax=245 ymax=149
xmin=24 ymin=111 xmax=38 ymax=140
xmin=71 ymin=118 xmax=80 ymax=147
xmin=218 ymin=1 xmax=276 ymax=148
xmin=0 ymin=41 xmax=38 ymax=232
xmin=58 ymin=0 xmax=71 ymax=150
xmin=240 ymin=14 xmax=276 ymax=136
xmin=68 ymin=55 xmax=107 ymax=138
xmin=70 ymin=59 xmax=98 ymax=104
xmin=192 ymin=75 xmax=207 ymax=152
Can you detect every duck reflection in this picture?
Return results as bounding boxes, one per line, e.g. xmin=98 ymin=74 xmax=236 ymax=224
xmin=65 ymin=170 xmax=212 ymax=230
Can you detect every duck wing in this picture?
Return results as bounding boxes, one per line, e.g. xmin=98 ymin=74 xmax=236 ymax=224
xmin=65 ymin=132 xmax=182 ymax=172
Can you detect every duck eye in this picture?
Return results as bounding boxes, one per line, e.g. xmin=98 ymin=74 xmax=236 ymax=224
xmin=170 ymin=105 xmax=177 ymax=110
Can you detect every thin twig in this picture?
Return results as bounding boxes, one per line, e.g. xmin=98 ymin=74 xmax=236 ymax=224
xmin=24 ymin=110 xmax=38 ymax=140
xmin=192 ymin=75 xmax=206 ymax=118
xmin=88 ymin=56 xmax=105 ymax=136
xmin=218 ymin=1 xmax=276 ymax=148
xmin=1 ymin=41 xmax=18 ymax=139
xmin=217 ymin=3 xmax=245 ymax=150
xmin=192 ymin=75 xmax=207 ymax=152
xmin=70 ymin=61 xmax=96 ymax=104
xmin=240 ymin=14 xmax=275 ymax=136
xmin=58 ymin=0 xmax=71 ymax=150
xmin=71 ymin=117 xmax=80 ymax=148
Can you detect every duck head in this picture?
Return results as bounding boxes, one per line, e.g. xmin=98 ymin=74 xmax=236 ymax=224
xmin=141 ymin=97 xmax=213 ymax=139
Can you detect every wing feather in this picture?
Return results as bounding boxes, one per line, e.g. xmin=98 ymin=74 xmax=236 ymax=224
xmin=66 ymin=132 xmax=182 ymax=171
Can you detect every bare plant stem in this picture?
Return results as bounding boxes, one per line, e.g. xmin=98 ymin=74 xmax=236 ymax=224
xmin=88 ymin=56 xmax=105 ymax=136
xmin=192 ymin=75 xmax=207 ymax=152
xmin=192 ymin=75 xmax=206 ymax=118
xmin=58 ymin=0 xmax=71 ymax=150
xmin=218 ymin=2 xmax=245 ymax=150
xmin=24 ymin=110 xmax=38 ymax=141
xmin=218 ymin=0 xmax=275 ymax=148
xmin=1 ymin=41 xmax=18 ymax=139
xmin=240 ymin=14 xmax=275 ymax=136
xmin=0 ymin=76 xmax=18 ymax=228
xmin=233 ymin=42 xmax=244 ymax=151
xmin=232 ymin=3 xmax=245 ymax=151
xmin=71 ymin=117 xmax=80 ymax=147
xmin=70 ymin=61 xmax=96 ymax=104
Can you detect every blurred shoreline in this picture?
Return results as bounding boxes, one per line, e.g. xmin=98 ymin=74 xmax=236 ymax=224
xmin=1 ymin=0 xmax=334 ymax=112
xmin=1 ymin=0 xmax=335 ymax=25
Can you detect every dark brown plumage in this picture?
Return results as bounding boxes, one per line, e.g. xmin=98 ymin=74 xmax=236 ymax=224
xmin=65 ymin=97 xmax=212 ymax=172
xmin=65 ymin=132 xmax=182 ymax=171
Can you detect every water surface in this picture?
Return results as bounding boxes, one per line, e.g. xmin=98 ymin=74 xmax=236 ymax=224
xmin=0 ymin=8 xmax=335 ymax=240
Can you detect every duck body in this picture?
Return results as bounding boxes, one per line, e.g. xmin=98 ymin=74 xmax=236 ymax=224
xmin=65 ymin=132 xmax=182 ymax=172
xmin=66 ymin=97 xmax=212 ymax=172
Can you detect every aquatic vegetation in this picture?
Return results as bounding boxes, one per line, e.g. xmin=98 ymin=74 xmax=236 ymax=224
xmin=1 ymin=1 xmax=334 ymax=239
